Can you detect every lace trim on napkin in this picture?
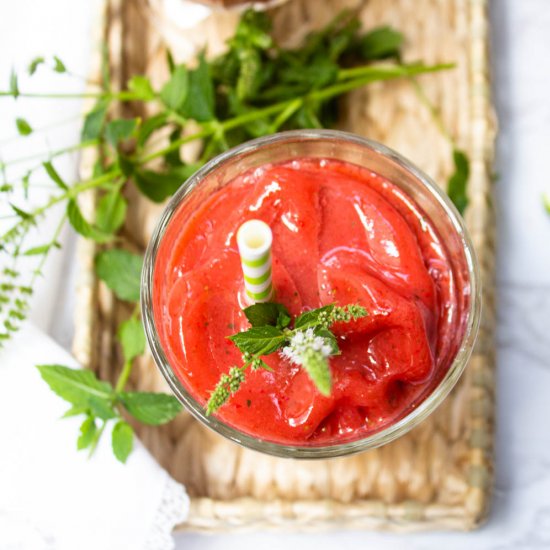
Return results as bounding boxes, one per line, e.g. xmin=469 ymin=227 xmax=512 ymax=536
xmin=144 ymin=475 xmax=189 ymax=550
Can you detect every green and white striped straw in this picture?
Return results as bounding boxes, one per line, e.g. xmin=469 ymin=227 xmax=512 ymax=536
xmin=237 ymin=219 xmax=273 ymax=303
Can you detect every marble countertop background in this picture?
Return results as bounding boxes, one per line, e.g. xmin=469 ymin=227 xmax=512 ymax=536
xmin=0 ymin=0 xmax=549 ymax=548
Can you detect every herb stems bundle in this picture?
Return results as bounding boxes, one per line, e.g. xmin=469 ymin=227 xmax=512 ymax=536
xmin=0 ymin=9 xmax=457 ymax=461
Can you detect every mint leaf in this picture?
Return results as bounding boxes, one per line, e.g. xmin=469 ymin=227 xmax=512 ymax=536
xmin=81 ymin=101 xmax=108 ymax=141
xmin=96 ymin=190 xmax=127 ymax=234
xmin=77 ymin=416 xmax=97 ymax=450
xmin=120 ymin=392 xmax=182 ymax=425
xmin=301 ymin=349 xmax=332 ymax=396
xmin=10 ymin=203 xmax=32 ymax=221
xmin=160 ymin=65 xmax=188 ymax=111
xmin=62 ymin=404 xmax=88 ymax=418
xmin=15 ymin=118 xmax=32 ymax=136
xmin=9 ymin=69 xmax=19 ymax=98
xmin=88 ymin=396 xmax=117 ymax=420
xmin=448 ymin=149 xmax=469 ymax=215
xmin=136 ymin=112 xmax=167 ymax=148
xmin=105 ymin=118 xmax=139 ymax=149
xmin=36 ymin=364 xmax=114 ymax=406
xmin=118 ymin=317 xmax=145 ymax=363
xmin=543 ymin=193 xmax=550 ymax=215
xmin=181 ymin=54 xmax=215 ymax=121
xmin=67 ymin=199 xmax=112 ymax=243
xmin=28 ymin=56 xmax=45 ymax=75
xmin=53 ymin=56 xmax=67 ymax=73
xmin=294 ymin=304 xmax=334 ymax=330
xmin=360 ymin=26 xmax=403 ymax=60
xmin=95 ymin=249 xmax=143 ymax=302
xmin=313 ymin=326 xmax=340 ymax=355
xmin=228 ymin=325 xmax=285 ymax=356
xmin=128 ymin=75 xmax=155 ymax=101
xmin=43 ymin=160 xmax=68 ymax=190
xmin=134 ymin=165 xmax=197 ymax=203
xmin=112 ymin=420 xmax=133 ymax=463
xmin=243 ymin=302 xmax=291 ymax=329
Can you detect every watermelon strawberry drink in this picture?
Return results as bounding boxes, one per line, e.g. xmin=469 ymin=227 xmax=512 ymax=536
xmin=148 ymin=134 xmax=475 ymax=448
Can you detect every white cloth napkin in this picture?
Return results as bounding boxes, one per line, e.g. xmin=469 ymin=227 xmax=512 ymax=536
xmin=0 ymin=323 xmax=189 ymax=550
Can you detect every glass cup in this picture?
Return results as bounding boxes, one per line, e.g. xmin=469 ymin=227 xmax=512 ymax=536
xmin=141 ymin=129 xmax=481 ymax=459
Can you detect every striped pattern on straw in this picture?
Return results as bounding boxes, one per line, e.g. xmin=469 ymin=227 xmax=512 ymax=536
xmin=236 ymin=219 xmax=273 ymax=303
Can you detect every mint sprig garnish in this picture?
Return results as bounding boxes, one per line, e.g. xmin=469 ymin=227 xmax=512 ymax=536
xmin=206 ymin=302 xmax=367 ymax=415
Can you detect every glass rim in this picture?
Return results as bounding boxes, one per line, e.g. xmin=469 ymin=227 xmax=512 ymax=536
xmin=141 ymin=129 xmax=481 ymax=459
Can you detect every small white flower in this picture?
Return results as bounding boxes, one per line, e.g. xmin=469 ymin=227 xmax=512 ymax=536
xmin=280 ymin=328 xmax=334 ymax=365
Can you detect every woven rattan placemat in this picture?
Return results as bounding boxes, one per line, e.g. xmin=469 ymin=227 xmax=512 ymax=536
xmin=74 ymin=0 xmax=497 ymax=532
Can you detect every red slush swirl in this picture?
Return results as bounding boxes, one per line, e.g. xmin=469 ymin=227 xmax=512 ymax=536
xmin=153 ymin=158 xmax=467 ymax=445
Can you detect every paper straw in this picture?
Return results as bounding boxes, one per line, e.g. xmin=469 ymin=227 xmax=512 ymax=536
xmin=236 ymin=219 xmax=273 ymax=303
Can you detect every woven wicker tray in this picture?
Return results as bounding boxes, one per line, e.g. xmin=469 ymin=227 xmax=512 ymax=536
xmin=74 ymin=0 xmax=497 ymax=532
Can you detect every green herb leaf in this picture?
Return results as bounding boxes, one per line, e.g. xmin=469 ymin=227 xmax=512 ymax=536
xmin=28 ymin=56 xmax=45 ymax=75
xmin=128 ymin=75 xmax=155 ymax=101
xmin=447 ymin=149 xmax=470 ymax=215
xmin=301 ymin=349 xmax=332 ymax=396
xmin=181 ymin=54 xmax=215 ymax=122
xmin=228 ymin=325 xmax=286 ymax=356
xmin=543 ymin=193 xmax=550 ymax=215
xmin=134 ymin=165 xmax=197 ymax=203
xmin=67 ymin=199 xmax=112 ymax=243
xmin=36 ymin=364 xmax=114 ymax=406
xmin=81 ymin=101 xmax=108 ymax=141
xmin=313 ymin=326 xmax=340 ymax=355
xmin=15 ymin=118 xmax=32 ymax=136
xmin=9 ymin=69 xmax=19 ymax=98
xmin=77 ymin=416 xmax=97 ymax=450
xmin=96 ymin=190 xmax=127 ymax=234
xmin=10 ymin=203 xmax=33 ymax=221
xmin=294 ymin=304 xmax=334 ymax=330
xmin=112 ymin=420 xmax=133 ymax=463
xmin=88 ymin=397 xmax=117 ymax=420
xmin=118 ymin=317 xmax=145 ymax=363
xmin=105 ymin=118 xmax=139 ymax=149
xmin=62 ymin=404 xmax=89 ymax=418
xmin=94 ymin=248 xmax=143 ymax=302
xmin=360 ymin=26 xmax=403 ymax=60
xmin=43 ymin=160 xmax=68 ymax=190
xmin=160 ymin=65 xmax=188 ymax=111
xmin=136 ymin=112 xmax=168 ymax=148
xmin=23 ymin=243 xmax=54 ymax=256
xmin=243 ymin=302 xmax=291 ymax=329
xmin=53 ymin=56 xmax=67 ymax=73
xmin=119 ymin=392 xmax=182 ymax=425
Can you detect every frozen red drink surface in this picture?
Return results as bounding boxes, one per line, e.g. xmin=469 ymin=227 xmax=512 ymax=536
xmin=153 ymin=157 xmax=468 ymax=445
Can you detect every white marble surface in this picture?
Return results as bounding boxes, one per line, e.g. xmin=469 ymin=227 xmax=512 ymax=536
xmin=1 ymin=0 xmax=550 ymax=548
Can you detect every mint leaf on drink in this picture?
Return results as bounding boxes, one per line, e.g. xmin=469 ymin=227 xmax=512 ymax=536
xmin=243 ymin=302 xmax=291 ymax=329
xmin=94 ymin=248 xmax=143 ymax=302
xmin=112 ymin=420 xmax=134 ymax=463
xmin=207 ymin=301 xmax=367 ymax=415
xmin=294 ymin=304 xmax=334 ymax=330
xmin=301 ymin=349 xmax=332 ymax=397
xmin=118 ymin=318 xmax=145 ymax=363
xmin=228 ymin=325 xmax=286 ymax=356
xmin=119 ymin=392 xmax=182 ymax=425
